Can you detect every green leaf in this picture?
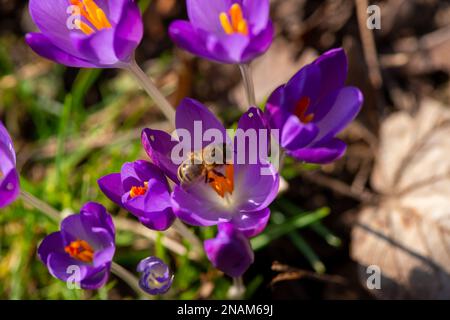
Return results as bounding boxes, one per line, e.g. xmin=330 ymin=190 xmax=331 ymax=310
xmin=251 ymin=207 xmax=329 ymax=251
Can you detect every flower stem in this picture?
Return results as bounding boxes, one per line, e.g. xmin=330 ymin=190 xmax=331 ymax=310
xmin=20 ymin=190 xmax=145 ymax=298
xmin=172 ymin=219 xmax=204 ymax=257
xmin=126 ymin=59 xmax=176 ymax=124
xmin=239 ymin=64 xmax=256 ymax=107
xmin=20 ymin=190 xmax=60 ymax=222
xmin=111 ymin=262 xmax=149 ymax=299
xmin=227 ymin=276 xmax=246 ymax=299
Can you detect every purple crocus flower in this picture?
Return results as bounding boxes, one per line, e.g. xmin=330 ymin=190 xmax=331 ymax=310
xmin=38 ymin=202 xmax=115 ymax=290
xmin=265 ymin=48 xmax=363 ymax=164
xmin=169 ymin=0 xmax=274 ymax=64
xmin=204 ymin=223 xmax=254 ymax=277
xmin=25 ymin=0 xmax=143 ymax=68
xmin=137 ymin=256 xmax=173 ymax=295
xmin=98 ymin=160 xmax=175 ymax=231
xmin=141 ymin=98 xmax=279 ymax=236
xmin=0 ymin=121 xmax=19 ymax=209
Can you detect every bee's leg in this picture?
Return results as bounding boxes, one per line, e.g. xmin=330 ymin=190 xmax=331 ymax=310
xmin=212 ymin=170 xmax=225 ymax=178
xmin=205 ymin=173 xmax=215 ymax=184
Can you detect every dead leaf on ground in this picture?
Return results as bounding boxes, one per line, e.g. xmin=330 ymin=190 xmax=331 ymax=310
xmin=351 ymin=99 xmax=450 ymax=299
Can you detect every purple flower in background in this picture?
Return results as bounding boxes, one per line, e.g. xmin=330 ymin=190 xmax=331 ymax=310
xmin=38 ymin=202 xmax=115 ymax=289
xmin=142 ymin=98 xmax=278 ymax=236
xmin=169 ymin=0 xmax=273 ymax=64
xmin=204 ymin=223 xmax=254 ymax=277
xmin=137 ymin=256 xmax=173 ymax=295
xmin=0 ymin=121 xmax=19 ymax=209
xmin=98 ymin=160 xmax=175 ymax=231
xmin=265 ymin=48 xmax=363 ymax=164
xmin=26 ymin=0 xmax=143 ymax=68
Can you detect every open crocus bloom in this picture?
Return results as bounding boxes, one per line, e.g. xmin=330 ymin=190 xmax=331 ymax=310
xmin=0 ymin=122 xmax=19 ymax=209
xmin=26 ymin=0 xmax=143 ymax=68
xmin=98 ymin=160 xmax=175 ymax=231
xmin=38 ymin=202 xmax=115 ymax=289
xmin=204 ymin=223 xmax=254 ymax=277
xmin=265 ymin=48 xmax=363 ymax=164
xmin=169 ymin=0 xmax=273 ymax=64
xmin=142 ymin=98 xmax=279 ymax=235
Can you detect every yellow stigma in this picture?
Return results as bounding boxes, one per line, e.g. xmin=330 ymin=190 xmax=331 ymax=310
xmin=70 ymin=0 xmax=112 ymax=36
xmin=219 ymin=3 xmax=249 ymax=36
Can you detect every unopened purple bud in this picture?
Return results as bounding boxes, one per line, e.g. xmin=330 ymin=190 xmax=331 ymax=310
xmin=137 ymin=257 xmax=173 ymax=295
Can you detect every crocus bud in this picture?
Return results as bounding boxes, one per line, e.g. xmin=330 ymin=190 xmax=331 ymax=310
xmin=204 ymin=223 xmax=254 ymax=277
xmin=137 ymin=257 xmax=173 ymax=295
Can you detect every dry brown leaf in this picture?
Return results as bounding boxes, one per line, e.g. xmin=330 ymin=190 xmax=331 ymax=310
xmin=351 ymin=99 xmax=450 ymax=299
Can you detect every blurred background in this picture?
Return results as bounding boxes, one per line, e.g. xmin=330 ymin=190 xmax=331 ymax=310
xmin=1 ymin=0 xmax=450 ymax=300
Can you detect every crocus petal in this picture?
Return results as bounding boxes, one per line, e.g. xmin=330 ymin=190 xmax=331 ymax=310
xmin=312 ymin=87 xmax=363 ymax=144
xmin=204 ymin=223 xmax=254 ymax=277
xmin=142 ymin=128 xmax=180 ymax=184
xmin=0 ymin=121 xmax=16 ymax=164
xmin=91 ymin=228 xmax=116 ymax=267
xmin=113 ymin=0 xmax=143 ymax=61
xmin=186 ymin=0 xmax=233 ymax=33
xmin=120 ymin=160 xmax=168 ymax=192
xmin=169 ymin=21 xmax=215 ymax=61
xmin=138 ymin=208 xmax=176 ymax=231
xmin=0 ymin=169 xmax=20 ymax=209
xmin=28 ymin=0 xmax=76 ymax=56
xmin=280 ymin=114 xmax=319 ymax=150
xmin=37 ymin=232 xmax=65 ymax=265
xmin=232 ymin=207 xmax=270 ymax=238
xmin=172 ymin=184 xmax=233 ymax=226
xmin=283 ymin=63 xmax=321 ymax=112
xmin=79 ymin=264 xmax=110 ymax=290
xmin=26 ymin=33 xmax=97 ymax=68
xmin=176 ymin=98 xmax=228 ymax=151
xmin=123 ymin=179 xmax=175 ymax=231
xmin=289 ymin=138 xmax=347 ymax=164
xmin=46 ymin=252 xmax=89 ymax=282
xmin=75 ymin=29 xmax=121 ymax=67
xmin=80 ymin=202 xmax=115 ymax=239
xmin=98 ymin=173 xmax=124 ymax=206
xmin=243 ymin=0 xmax=270 ymax=34
xmin=241 ymin=22 xmax=274 ymax=63
xmin=216 ymin=34 xmax=250 ymax=63
xmin=314 ymin=48 xmax=348 ymax=99
xmin=233 ymin=161 xmax=279 ymax=212
xmin=235 ymin=107 xmax=270 ymax=164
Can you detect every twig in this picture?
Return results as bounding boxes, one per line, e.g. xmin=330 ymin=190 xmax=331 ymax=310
xmin=271 ymin=261 xmax=348 ymax=286
xmin=300 ymin=171 xmax=376 ymax=203
xmin=355 ymin=0 xmax=383 ymax=89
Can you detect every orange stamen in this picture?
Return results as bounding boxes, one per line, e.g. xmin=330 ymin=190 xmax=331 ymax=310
xmin=130 ymin=182 xmax=149 ymax=198
xmin=70 ymin=0 xmax=111 ymax=35
xmin=65 ymin=239 xmax=94 ymax=263
xmin=294 ymin=97 xmax=314 ymax=123
xmin=219 ymin=3 xmax=249 ymax=36
xmin=208 ymin=165 xmax=234 ymax=198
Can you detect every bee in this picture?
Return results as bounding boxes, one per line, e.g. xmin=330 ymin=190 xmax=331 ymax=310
xmin=177 ymin=144 xmax=234 ymax=196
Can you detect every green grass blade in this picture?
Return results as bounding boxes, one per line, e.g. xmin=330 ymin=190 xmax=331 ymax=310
xmin=251 ymin=207 xmax=329 ymax=251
